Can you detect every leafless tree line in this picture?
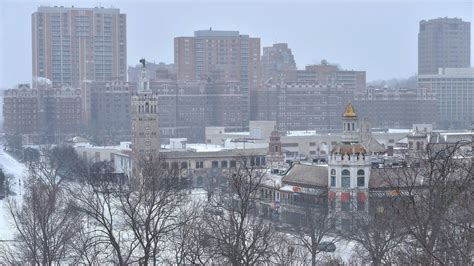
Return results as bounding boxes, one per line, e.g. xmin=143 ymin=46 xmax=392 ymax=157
xmin=343 ymin=140 xmax=474 ymax=265
xmin=0 ymin=141 xmax=472 ymax=265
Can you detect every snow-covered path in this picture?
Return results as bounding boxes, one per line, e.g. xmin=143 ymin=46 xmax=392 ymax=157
xmin=0 ymin=146 xmax=27 ymax=241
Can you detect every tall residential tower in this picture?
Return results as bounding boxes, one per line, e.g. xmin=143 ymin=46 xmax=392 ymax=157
xmin=32 ymin=6 xmax=127 ymax=88
xmin=174 ymin=29 xmax=261 ymax=126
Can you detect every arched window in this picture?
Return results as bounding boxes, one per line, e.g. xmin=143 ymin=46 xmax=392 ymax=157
xmin=357 ymin=169 xmax=365 ymax=187
xmin=145 ymin=102 xmax=150 ymax=113
xmin=341 ymin=169 xmax=350 ymax=188
xmin=330 ymin=169 xmax=336 ymax=187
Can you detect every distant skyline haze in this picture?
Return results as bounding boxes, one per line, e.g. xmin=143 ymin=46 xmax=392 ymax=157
xmin=0 ymin=0 xmax=473 ymax=88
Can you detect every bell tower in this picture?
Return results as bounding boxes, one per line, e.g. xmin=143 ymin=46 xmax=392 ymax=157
xmin=131 ymin=59 xmax=160 ymax=166
xmin=341 ymin=103 xmax=359 ymax=143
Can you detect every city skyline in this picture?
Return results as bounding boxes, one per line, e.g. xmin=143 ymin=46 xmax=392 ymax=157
xmin=0 ymin=0 xmax=473 ymax=88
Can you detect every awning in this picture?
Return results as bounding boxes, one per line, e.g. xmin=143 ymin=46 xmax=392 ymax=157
xmin=328 ymin=191 xmax=336 ymax=200
xmin=357 ymin=192 xmax=367 ymax=202
xmin=341 ymin=192 xmax=350 ymax=202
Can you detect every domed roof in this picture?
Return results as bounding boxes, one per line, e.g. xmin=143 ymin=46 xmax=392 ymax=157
xmin=343 ymin=103 xmax=357 ymax=118
xmin=331 ymin=143 xmax=367 ymax=155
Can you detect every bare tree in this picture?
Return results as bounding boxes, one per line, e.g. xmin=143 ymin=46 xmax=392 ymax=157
xmin=70 ymin=175 xmax=137 ymax=265
xmin=166 ymin=202 xmax=215 ymax=265
xmin=342 ymin=205 xmax=405 ymax=265
xmin=388 ymin=140 xmax=474 ymax=264
xmin=70 ymin=157 xmax=188 ymax=265
xmin=6 ymin=148 xmax=80 ymax=265
xmin=204 ymin=158 xmax=276 ymax=265
xmin=117 ymin=158 xmax=186 ymax=265
xmin=294 ymin=204 xmax=336 ymax=266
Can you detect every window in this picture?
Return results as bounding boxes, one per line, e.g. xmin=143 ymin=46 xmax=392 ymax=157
xmin=196 ymin=161 xmax=204 ymax=168
xmin=341 ymin=169 xmax=350 ymax=188
xmin=230 ymin=160 xmax=236 ymax=168
xmin=330 ymin=169 xmax=336 ymax=187
xmin=181 ymin=162 xmax=188 ymax=169
xmin=357 ymin=201 xmax=365 ymax=211
xmin=212 ymin=161 xmax=219 ymax=168
xmin=221 ymin=160 xmax=228 ymax=168
xmin=357 ymin=169 xmax=365 ymax=187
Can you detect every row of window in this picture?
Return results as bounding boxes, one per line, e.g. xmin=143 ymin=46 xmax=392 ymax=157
xmin=330 ymin=169 xmax=365 ymax=188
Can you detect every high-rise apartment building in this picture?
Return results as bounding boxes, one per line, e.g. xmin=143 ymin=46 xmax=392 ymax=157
xmin=353 ymin=87 xmax=437 ymax=129
xmin=296 ymin=60 xmax=366 ymax=92
xmin=418 ymin=68 xmax=474 ymax=129
xmin=150 ymin=80 xmax=243 ymax=142
xmin=174 ymin=29 xmax=261 ymax=126
xmin=261 ymin=43 xmax=297 ymax=82
xmin=32 ymin=6 xmax=127 ymax=88
xmin=418 ymin=17 xmax=471 ymax=75
xmin=254 ymin=83 xmax=353 ymax=132
xmin=85 ymin=79 xmax=136 ymax=144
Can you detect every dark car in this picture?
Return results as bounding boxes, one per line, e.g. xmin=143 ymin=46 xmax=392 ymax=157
xmin=318 ymin=241 xmax=336 ymax=252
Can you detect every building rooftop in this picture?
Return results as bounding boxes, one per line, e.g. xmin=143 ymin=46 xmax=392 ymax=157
xmin=282 ymin=163 xmax=328 ymax=188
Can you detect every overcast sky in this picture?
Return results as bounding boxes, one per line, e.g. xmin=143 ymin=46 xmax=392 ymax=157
xmin=0 ymin=0 xmax=473 ymax=88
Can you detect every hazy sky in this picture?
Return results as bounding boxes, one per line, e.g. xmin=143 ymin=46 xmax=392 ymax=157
xmin=0 ymin=0 xmax=473 ymax=88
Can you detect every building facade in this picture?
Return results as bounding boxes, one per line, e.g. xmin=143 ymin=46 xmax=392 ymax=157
xmin=32 ymin=6 xmax=127 ymax=88
xmin=174 ymin=29 xmax=261 ymax=126
xmin=85 ymin=79 xmax=136 ymax=144
xmin=296 ymin=60 xmax=366 ymax=92
xmin=254 ymin=82 xmax=353 ymax=132
xmin=418 ymin=68 xmax=474 ymax=129
xmin=2 ymin=84 xmax=39 ymax=138
xmin=38 ymin=86 xmax=83 ymax=143
xmin=418 ymin=17 xmax=471 ymax=75
xmin=353 ymin=86 xmax=438 ymax=129
xmin=261 ymin=43 xmax=297 ymax=83
xmin=150 ymin=79 xmax=243 ymax=142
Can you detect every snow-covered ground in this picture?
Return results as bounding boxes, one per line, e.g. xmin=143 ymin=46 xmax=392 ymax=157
xmin=0 ymin=145 xmax=27 ymax=241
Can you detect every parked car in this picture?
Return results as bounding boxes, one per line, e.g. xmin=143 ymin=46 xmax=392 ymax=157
xmin=318 ymin=241 xmax=336 ymax=252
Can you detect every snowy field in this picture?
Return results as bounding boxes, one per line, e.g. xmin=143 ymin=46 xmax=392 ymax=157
xmin=0 ymin=146 xmax=27 ymax=241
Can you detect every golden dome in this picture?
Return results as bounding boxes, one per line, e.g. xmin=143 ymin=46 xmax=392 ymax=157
xmin=343 ymin=103 xmax=357 ymax=118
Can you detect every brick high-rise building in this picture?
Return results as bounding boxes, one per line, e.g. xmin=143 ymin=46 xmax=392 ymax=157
xmin=297 ymin=60 xmax=366 ymax=92
xmin=174 ymin=29 xmax=261 ymax=126
xmin=85 ymin=79 xmax=136 ymax=144
xmin=38 ymin=87 xmax=82 ymax=143
xmin=353 ymin=87 xmax=438 ymax=129
xmin=261 ymin=43 xmax=297 ymax=83
xmin=254 ymin=82 xmax=353 ymax=132
xmin=2 ymin=84 xmax=39 ymax=138
xmin=32 ymin=6 xmax=127 ymax=88
xmin=418 ymin=17 xmax=471 ymax=75
xmin=150 ymin=80 xmax=243 ymax=142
